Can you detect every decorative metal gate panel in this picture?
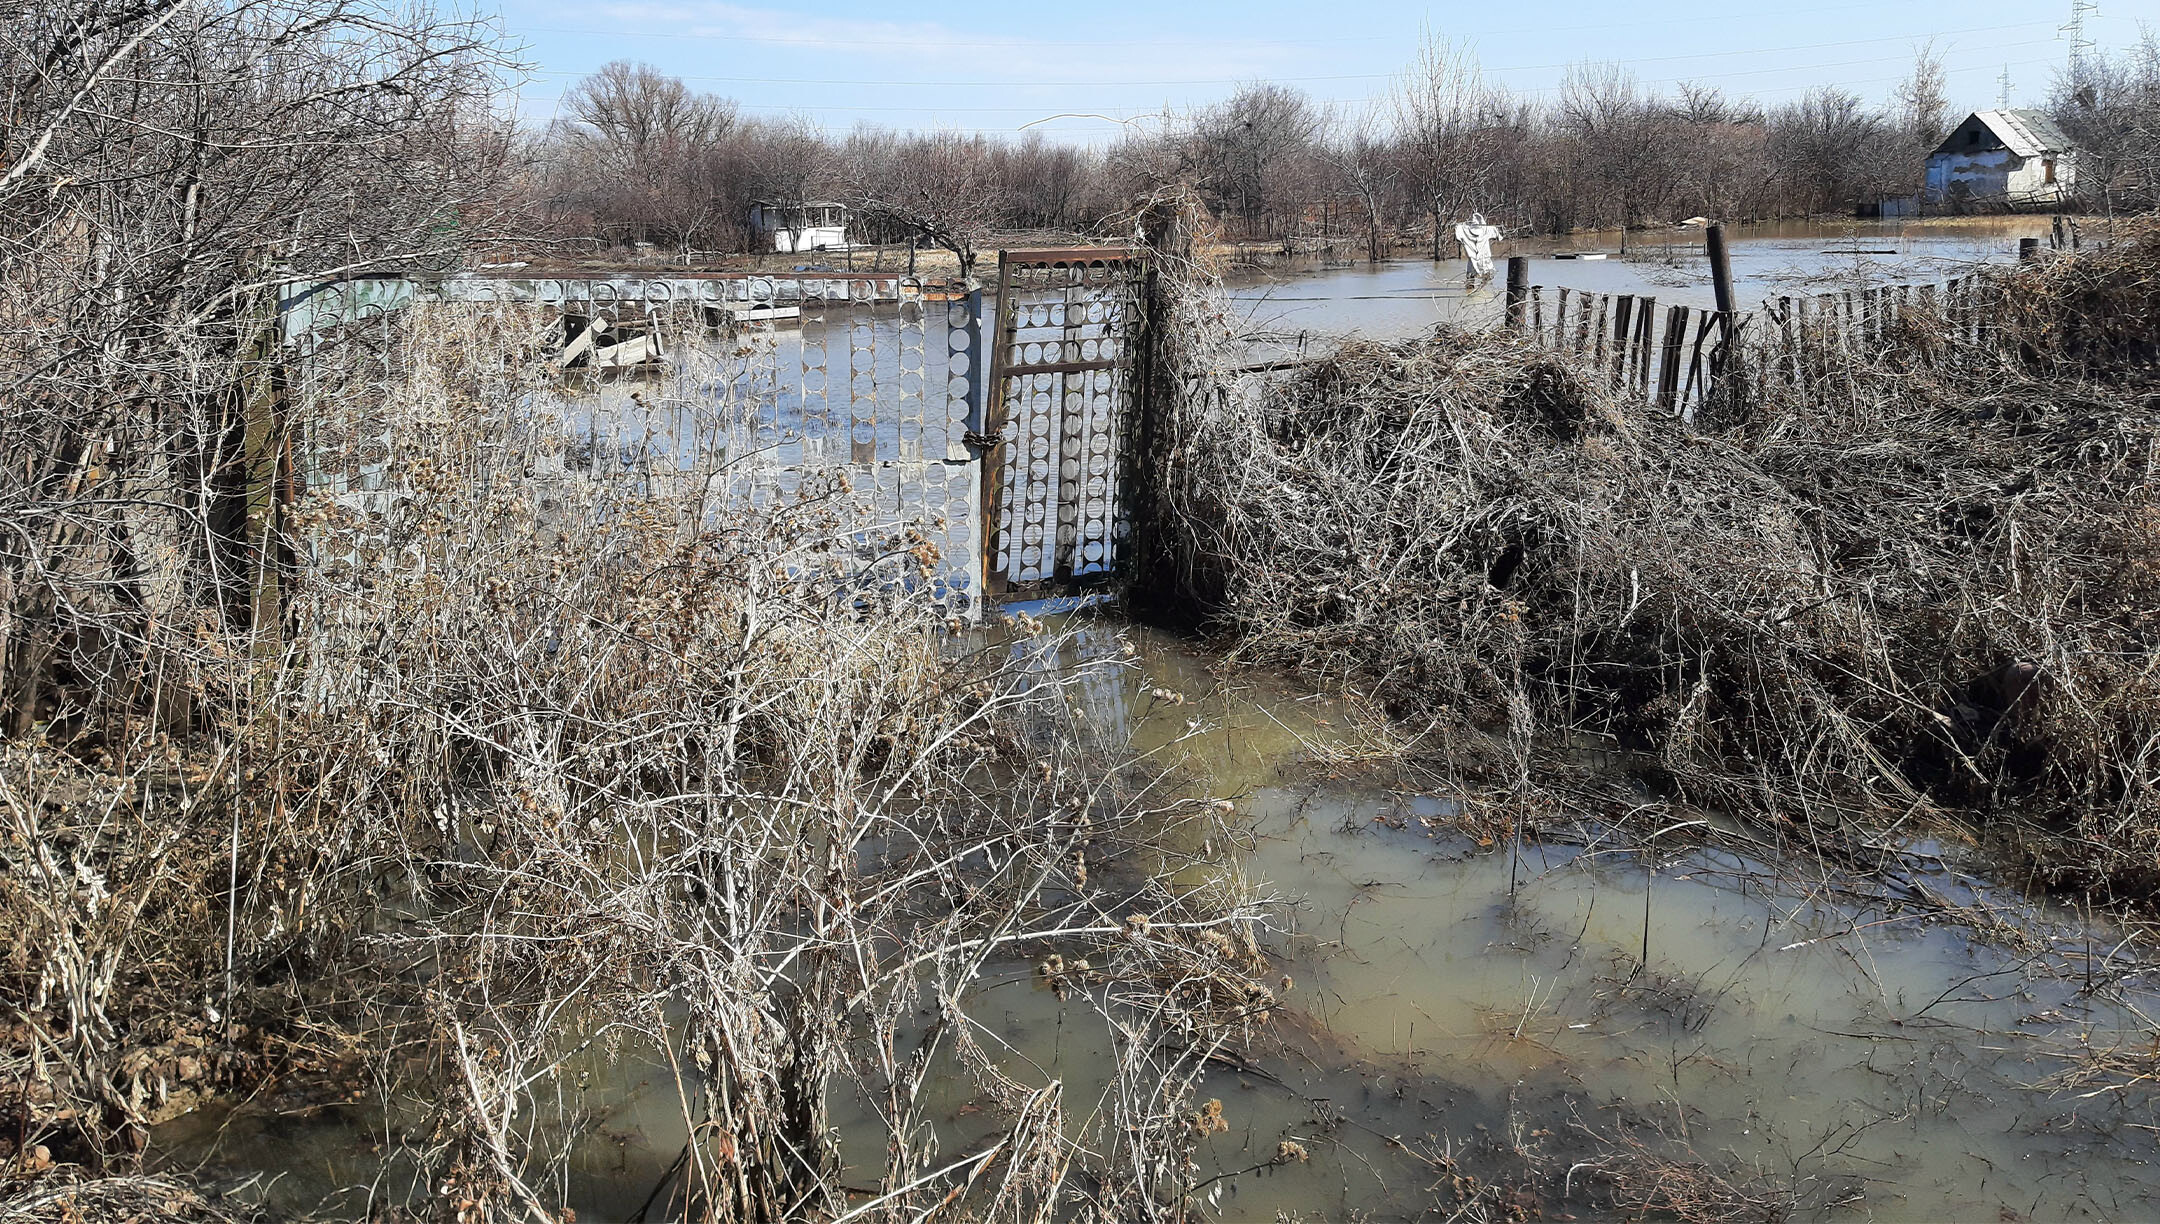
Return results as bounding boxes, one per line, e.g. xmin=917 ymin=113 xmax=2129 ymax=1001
xmin=283 ymin=273 xmax=985 ymax=617
xmin=981 ymin=248 xmax=1147 ymax=597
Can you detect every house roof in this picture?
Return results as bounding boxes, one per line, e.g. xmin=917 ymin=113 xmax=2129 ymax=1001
xmin=1935 ymin=109 xmax=2077 ymax=158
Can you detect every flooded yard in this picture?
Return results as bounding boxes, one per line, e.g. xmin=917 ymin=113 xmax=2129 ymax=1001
xmin=1227 ymin=218 xmax=2056 ymax=342
xmin=157 ymin=618 xmax=2160 ymax=1221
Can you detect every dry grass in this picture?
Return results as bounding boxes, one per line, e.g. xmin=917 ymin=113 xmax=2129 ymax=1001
xmin=2 ymin=304 xmax=1276 ymax=1222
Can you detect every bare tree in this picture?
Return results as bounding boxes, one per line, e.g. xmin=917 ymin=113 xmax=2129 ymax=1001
xmin=1192 ymin=83 xmax=1325 ymax=242
xmin=1323 ymin=107 xmax=1397 ymax=263
xmin=1392 ymin=35 xmax=1506 ymax=258
xmin=845 ymin=129 xmax=1009 ymax=278
xmin=546 ymin=60 xmax=739 ymax=257
xmin=2050 ymin=30 xmax=2160 ymax=213
xmin=1767 ymin=86 xmax=1902 ymax=214
xmin=1896 ymin=41 xmax=1953 ymax=150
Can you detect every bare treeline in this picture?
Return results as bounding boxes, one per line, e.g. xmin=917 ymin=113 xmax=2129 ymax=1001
xmin=531 ymin=37 xmax=2157 ymax=261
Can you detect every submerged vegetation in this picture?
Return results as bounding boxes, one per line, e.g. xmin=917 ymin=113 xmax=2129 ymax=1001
xmin=1154 ymin=216 xmax=2160 ymax=898
xmin=5 ymin=306 xmax=1278 ymax=1219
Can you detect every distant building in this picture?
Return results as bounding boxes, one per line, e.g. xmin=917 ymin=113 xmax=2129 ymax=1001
xmin=1924 ymin=110 xmax=2077 ymax=209
xmin=749 ymin=201 xmax=848 ymax=253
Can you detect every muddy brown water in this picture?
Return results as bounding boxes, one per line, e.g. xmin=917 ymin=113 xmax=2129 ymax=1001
xmin=156 ymin=616 xmax=2160 ymax=1220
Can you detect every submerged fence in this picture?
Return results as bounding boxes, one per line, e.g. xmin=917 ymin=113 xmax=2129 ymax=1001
xmin=1514 ymin=274 xmax=2000 ymax=414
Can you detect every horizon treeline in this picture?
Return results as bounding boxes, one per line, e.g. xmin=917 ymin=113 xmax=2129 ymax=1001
xmin=528 ymin=35 xmax=2160 ymax=262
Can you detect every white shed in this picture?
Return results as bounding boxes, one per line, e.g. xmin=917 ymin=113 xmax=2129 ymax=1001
xmin=1923 ymin=110 xmax=2077 ymax=209
xmin=749 ymin=201 xmax=848 ymax=253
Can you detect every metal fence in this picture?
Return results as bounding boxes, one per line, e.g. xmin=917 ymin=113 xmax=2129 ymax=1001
xmin=980 ymin=248 xmax=1148 ymax=596
xmin=282 ymin=272 xmax=986 ymax=616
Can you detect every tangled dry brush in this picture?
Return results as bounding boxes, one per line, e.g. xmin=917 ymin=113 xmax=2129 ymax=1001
xmin=3 ymin=306 xmax=1279 ymax=1222
xmin=1154 ymin=220 xmax=2160 ymax=893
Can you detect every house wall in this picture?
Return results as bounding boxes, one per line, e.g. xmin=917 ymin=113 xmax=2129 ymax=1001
xmin=1925 ymin=150 xmax=2075 ymax=207
xmin=772 ymin=224 xmax=848 ymax=253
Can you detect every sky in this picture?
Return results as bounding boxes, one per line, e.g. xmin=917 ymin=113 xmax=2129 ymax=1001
xmin=491 ymin=0 xmax=2158 ymax=140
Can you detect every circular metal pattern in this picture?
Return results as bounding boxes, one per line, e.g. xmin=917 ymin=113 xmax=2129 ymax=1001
xmin=801 ymin=368 xmax=827 ymax=393
xmin=947 ymin=302 xmax=973 ymax=330
xmin=946 ymin=377 xmax=969 ymax=401
xmin=1087 ymin=300 xmax=1106 ymax=323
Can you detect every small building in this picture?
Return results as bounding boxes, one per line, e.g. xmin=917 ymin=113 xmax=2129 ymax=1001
xmin=748 ymin=201 xmax=848 ymax=253
xmin=1924 ymin=110 xmax=2077 ymax=209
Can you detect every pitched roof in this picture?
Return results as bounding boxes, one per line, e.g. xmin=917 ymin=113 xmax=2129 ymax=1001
xmin=1937 ymin=109 xmax=2077 ymax=157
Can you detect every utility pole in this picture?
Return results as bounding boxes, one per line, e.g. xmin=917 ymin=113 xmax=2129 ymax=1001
xmin=2062 ymin=0 xmax=2098 ymax=80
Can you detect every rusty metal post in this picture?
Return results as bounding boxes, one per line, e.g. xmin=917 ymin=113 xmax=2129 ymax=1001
xmin=978 ymin=252 xmax=1018 ymax=596
xmin=1504 ymin=256 xmax=1529 ymax=332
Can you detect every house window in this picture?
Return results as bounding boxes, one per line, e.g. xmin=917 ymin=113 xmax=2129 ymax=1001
xmin=2044 ymin=158 xmax=2057 ymax=184
xmin=1968 ymin=128 xmax=1981 ymax=146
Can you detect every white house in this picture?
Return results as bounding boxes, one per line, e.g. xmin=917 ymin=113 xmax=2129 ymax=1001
xmin=748 ymin=201 xmax=848 ymax=253
xmin=1924 ymin=110 xmax=2077 ymax=209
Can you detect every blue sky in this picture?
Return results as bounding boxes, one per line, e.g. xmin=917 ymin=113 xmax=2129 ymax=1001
xmin=492 ymin=0 xmax=2157 ymax=139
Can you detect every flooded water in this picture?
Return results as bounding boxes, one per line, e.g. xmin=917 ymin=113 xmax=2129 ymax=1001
xmin=157 ymin=616 xmax=2160 ymax=1221
xmin=1229 ymin=218 xmax=2054 ymax=344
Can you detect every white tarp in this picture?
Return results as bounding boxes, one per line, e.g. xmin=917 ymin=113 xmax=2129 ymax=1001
xmin=1453 ymin=213 xmax=1504 ymax=278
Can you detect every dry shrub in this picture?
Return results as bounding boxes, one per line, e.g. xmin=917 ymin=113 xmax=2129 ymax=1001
xmin=4 ymin=304 xmax=1275 ymax=1221
xmin=1150 ymin=215 xmax=2160 ymax=894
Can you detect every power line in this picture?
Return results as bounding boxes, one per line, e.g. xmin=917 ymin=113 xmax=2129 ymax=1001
xmin=510 ymin=0 xmax=1997 ymax=52
xmin=522 ymin=28 xmax=2053 ymax=91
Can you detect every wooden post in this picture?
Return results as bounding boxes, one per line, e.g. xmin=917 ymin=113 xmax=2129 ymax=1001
xmin=240 ymin=280 xmax=283 ymax=655
xmin=1656 ymin=304 xmax=1686 ymax=410
xmin=1504 ymin=256 xmax=1530 ymax=332
xmin=1633 ymin=297 xmax=1656 ymax=391
xmin=1703 ymin=223 xmax=1741 ymax=413
xmin=1610 ymin=295 xmax=1634 ymax=389
xmin=1706 ymin=223 xmax=1736 ymax=318
xmin=2020 ymin=237 xmax=2041 ymax=262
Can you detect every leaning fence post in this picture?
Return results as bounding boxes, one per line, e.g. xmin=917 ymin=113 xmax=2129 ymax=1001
xmin=1703 ymin=222 xmax=1743 ymax=419
xmin=1504 ymin=256 xmax=1529 ymax=332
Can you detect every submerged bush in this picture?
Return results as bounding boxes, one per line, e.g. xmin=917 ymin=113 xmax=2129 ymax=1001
xmin=1156 ymin=223 xmax=2160 ymax=895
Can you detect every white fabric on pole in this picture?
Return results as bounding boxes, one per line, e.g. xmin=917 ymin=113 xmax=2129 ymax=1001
xmin=1453 ymin=212 xmax=1503 ymax=277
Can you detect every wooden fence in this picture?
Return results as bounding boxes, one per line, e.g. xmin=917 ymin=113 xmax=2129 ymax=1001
xmin=1517 ymin=274 xmax=1998 ymax=413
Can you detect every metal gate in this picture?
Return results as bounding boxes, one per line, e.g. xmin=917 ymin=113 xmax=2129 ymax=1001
xmin=980 ymin=248 xmax=1147 ymax=597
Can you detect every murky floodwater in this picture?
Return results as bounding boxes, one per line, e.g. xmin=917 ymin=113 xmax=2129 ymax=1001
xmin=1228 ymin=218 xmax=2055 ymax=343
xmin=157 ymin=615 xmax=2160 ymax=1220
